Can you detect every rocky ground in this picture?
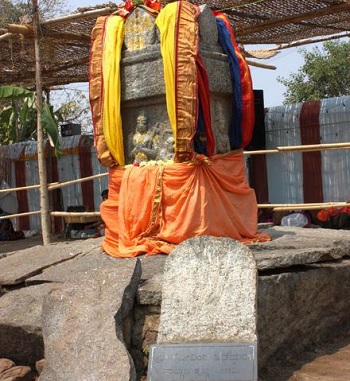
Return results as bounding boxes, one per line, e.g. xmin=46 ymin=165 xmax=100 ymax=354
xmin=1 ymin=229 xmax=350 ymax=380
xmin=0 ymin=234 xmax=46 ymax=258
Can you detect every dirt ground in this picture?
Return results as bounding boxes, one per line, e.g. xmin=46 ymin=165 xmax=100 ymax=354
xmin=260 ymin=331 xmax=350 ymax=380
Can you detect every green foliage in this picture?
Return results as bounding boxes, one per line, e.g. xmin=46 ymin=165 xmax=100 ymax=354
xmin=0 ymin=85 xmax=62 ymax=157
xmin=1 ymin=2 xmax=90 ymax=138
xmin=42 ymin=102 xmax=62 ymax=157
xmin=0 ymin=86 xmax=32 ymax=99
xmin=0 ymin=107 xmax=13 ymax=145
xmin=0 ymin=86 xmax=37 ymax=144
xmin=277 ymin=40 xmax=350 ymax=104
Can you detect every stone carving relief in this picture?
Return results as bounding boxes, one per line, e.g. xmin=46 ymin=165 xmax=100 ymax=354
xmin=211 ymin=97 xmax=231 ymax=154
xmin=131 ymin=113 xmax=158 ymax=163
xmin=122 ymin=4 xmax=234 ymax=164
xmin=131 ymin=112 xmax=174 ymax=164
xmin=124 ymin=8 xmax=158 ymax=51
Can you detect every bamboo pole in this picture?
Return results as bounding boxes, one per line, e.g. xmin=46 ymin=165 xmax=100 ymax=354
xmin=0 ymin=32 xmax=14 ymax=41
xmin=273 ymin=204 xmax=350 ymax=211
xmin=0 ymin=172 xmax=108 ymax=194
xmin=40 ymin=7 xmax=117 ymax=26
xmin=7 ymin=24 xmax=33 ymax=34
xmin=244 ymin=149 xmax=279 ymax=155
xmin=33 ymin=0 xmax=51 ymax=246
xmin=246 ymin=60 xmax=276 ymax=70
xmin=277 ymin=142 xmax=350 ymax=152
xmin=244 ymin=142 xmax=350 ymax=155
xmin=2 ymin=5 xmax=116 ymax=39
xmin=0 ymin=211 xmax=100 ymax=221
xmin=50 ymin=211 xmax=101 ymax=218
xmin=5 ymin=201 xmax=349 ymax=221
xmin=7 ymin=23 xmax=91 ymax=42
xmin=263 ymin=32 xmax=350 ymax=52
xmin=4 ymin=201 xmax=348 ymax=222
xmin=0 ymin=182 xmax=58 ymax=193
xmin=258 ymin=202 xmax=350 ymax=211
xmin=48 ymin=173 xmax=108 ymax=191
xmin=0 ymin=211 xmax=41 ymax=220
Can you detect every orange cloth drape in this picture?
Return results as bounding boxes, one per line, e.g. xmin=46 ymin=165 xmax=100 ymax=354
xmin=100 ymin=166 xmax=124 ymax=254
xmin=92 ymin=3 xmax=271 ymax=258
xmin=101 ymin=151 xmax=268 ymax=258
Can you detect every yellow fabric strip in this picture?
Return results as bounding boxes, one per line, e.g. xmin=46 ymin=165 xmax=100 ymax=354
xmin=155 ymin=3 xmax=177 ymax=141
xmin=102 ymin=15 xmax=125 ymax=167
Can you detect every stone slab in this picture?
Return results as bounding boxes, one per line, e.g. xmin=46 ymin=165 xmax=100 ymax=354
xmin=260 ymin=225 xmax=350 ymax=242
xmin=253 ymin=226 xmax=350 ymax=270
xmin=0 ymin=238 xmax=103 ymax=286
xmin=0 ymin=283 xmax=57 ymax=364
xmin=39 ymin=259 xmax=141 ymax=381
xmin=258 ymin=260 xmax=350 ymax=369
xmin=137 ymin=273 xmax=164 ymax=306
xmin=254 ymin=245 xmax=349 ymax=271
xmin=148 ymin=343 xmax=257 ymax=381
xmin=158 ymin=236 xmax=257 ymax=344
xmin=26 ymin=248 xmax=131 ymax=284
xmin=136 ymin=255 xmax=167 ymax=305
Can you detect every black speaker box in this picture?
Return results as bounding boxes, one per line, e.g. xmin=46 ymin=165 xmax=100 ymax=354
xmin=246 ymin=89 xmax=266 ymax=150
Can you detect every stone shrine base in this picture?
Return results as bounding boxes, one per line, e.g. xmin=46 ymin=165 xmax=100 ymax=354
xmin=0 ymin=226 xmax=350 ymax=380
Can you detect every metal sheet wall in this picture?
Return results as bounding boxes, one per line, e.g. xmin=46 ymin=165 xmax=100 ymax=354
xmin=319 ymin=97 xmax=350 ymax=202
xmin=58 ymin=136 xmax=85 ymax=211
xmin=263 ymin=95 xmax=350 ymax=204
xmin=265 ymin=103 xmax=304 ymax=204
xmin=25 ymin=152 xmax=41 ymax=231
xmin=0 ymin=136 xmax=108 ymax=233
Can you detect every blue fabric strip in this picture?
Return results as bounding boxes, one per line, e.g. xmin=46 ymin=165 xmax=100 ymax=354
xmin=216 ymin=17 xmax=243 ymax=149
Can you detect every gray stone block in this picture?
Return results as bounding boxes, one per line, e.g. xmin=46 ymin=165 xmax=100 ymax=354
xmin=39 ymin=260 xmax=141 ymax=381
xmin=0 ymin=283 xmax=57 ymax=364
xmin=158 ymin=236 xmax=257 ymax=344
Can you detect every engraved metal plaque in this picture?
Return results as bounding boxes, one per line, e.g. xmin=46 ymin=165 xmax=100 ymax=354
xmin=148 ymin=343 xmax=257 ymax=381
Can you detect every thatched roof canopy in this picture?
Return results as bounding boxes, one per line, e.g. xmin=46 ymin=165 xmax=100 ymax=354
xmin=0 ymin=0 xmax=349 ymax=88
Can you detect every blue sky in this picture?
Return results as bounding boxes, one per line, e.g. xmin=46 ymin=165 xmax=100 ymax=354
xmin=65 ymin=0 xmax=313 ymax=108
xmin=249 ymin=47 xmax=306 ymax=107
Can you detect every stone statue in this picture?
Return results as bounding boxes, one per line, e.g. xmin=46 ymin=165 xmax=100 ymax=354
xmin=159 ymin=135 xmax=175 ymax=161
xmin=131 ymin=113 xmax=158 ymax=163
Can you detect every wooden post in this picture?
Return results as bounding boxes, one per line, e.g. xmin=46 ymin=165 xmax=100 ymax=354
xmin=33 ymin=0 xmax=51 ymax=245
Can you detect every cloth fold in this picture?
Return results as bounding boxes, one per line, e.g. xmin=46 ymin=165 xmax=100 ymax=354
xmin=102 ymin=15 xmax=126 ymax=166
xmin=101 ymin=151 xmax=269 ymax=258
xmin=214 ymin=11 xmax=255 ymax=149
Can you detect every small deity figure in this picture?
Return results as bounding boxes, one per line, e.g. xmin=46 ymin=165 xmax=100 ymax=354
xmin=132 ymin=113 xmax=158 ymax=163
xmin=159 ymin=135 xmax=175 ymax=161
